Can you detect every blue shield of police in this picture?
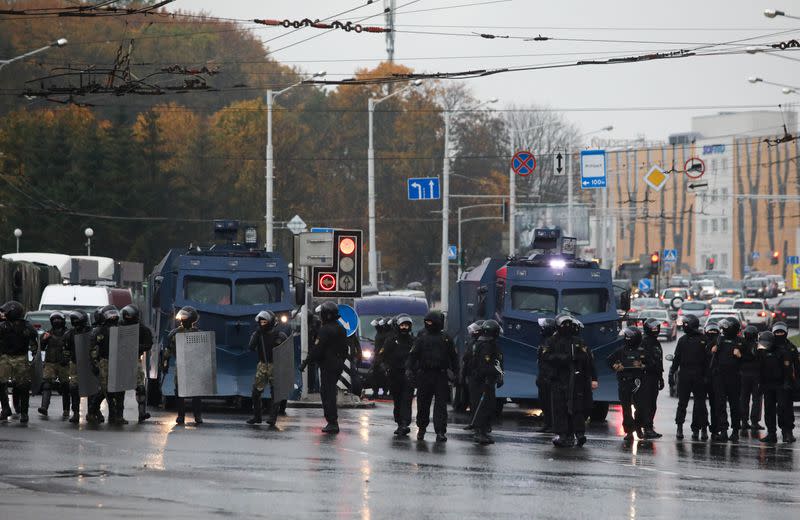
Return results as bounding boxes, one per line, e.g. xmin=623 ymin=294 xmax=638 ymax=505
xmin=74 ymin=332 xmax=101 ymax=397
xmin=271 ymin=335 xmax=296 ymax=402
xmin=175 ymin=331 xmax=217 ymax=397
xmin=108 ymin=324 xmax=140 ymax=393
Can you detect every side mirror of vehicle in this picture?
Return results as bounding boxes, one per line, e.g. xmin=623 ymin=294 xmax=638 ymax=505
xmin=620 ymin=290 xmax=631 ymax=312
xmin=294 ymin=282 xmax=306 ymax=307
xmin=665 ymin=354 xmax=674 ymax=362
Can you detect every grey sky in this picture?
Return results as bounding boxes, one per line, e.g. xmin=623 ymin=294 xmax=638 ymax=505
xmin=173 ymin=0 xmax=800 ymax=141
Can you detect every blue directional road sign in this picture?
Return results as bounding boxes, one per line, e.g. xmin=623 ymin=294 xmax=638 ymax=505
xmin=337 ymin=304 xmax=359 ymax=338
xmin=638 ymin=279 xmax=652 ymax=293
xmin=407 ymin=177 xmax=441 ymax=200
xmin=580 ymin=150 xmax=607 ymax=189
xmin=787 ymin=255 xmax=800 ymax=265
xmin=751 ymin=251 xmax=760 ymax=260
xmin=448 ymin=245 xmax=458 ymax=261
xmin=744 ymin=265 xmax=751 ymax=273
xmin=663 ymin=249 xmax=678 ymax=263
xmin=310 ymin=227 xmax=334 ymax=233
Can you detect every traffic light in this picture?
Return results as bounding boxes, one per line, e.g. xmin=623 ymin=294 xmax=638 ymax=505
xmin=312 ymin=229 xmax=363 ymax=298
xmin=706 ymin=256 xmax=715 ymax=271
xmin=648 ymin=252 xmax=660 ymax=276
xmin=771 ymin=250 xmax=780 ymax=265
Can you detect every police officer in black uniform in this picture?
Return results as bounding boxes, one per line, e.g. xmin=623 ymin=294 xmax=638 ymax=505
xmin=703 ymin=321 xmax=721 ymax=438
xmin=162 ymin=306 xmax=204 ymax=425
xmin=459 ymin=320 xmax=483 ymax=420
xmin=640 ymin=319 xmax=664 ymax=439
xmin=246 ymin=310 xmax=288 ymax=426
xmin=406 ymin=310 xmax=458 ymax=442
xmin=709 ymin=318 xmax=743 ymax=442
xmin=536 ymin=318 xmax=557 ymax=433
xmin=64 ymin=310 xmax=92 ymax=424
xmin=469 ymin=319 xmax=504 ymax=445
xmin=90 ymin=306 xmax=127 ymax=425
xmin=120 ymin=304 xmax=154 ymax=424
xmin=757 ymin=331 xmax=792 ymax=444
xmin=738 ymin=325 xmax=762 ymax=434
xmin=300 ymin=301 xmax=349 ymax=434
xmin=369 ymin=317 xmax=392 ymax=398
xmin=376 ymin=314 xmax=415 ymax=436
xmin=38 ymin=311 xmax=71 ymax=418
xmin=669 ymin=314 xmax=709 ymax=440
xmin=542 ymin=314 xmax=594 ymax=447
xmin=608 ymin=327 xmax=653 ymax=441
xmin=0 ymin=301 xmax=38 ymax=423
xmin=772 ymin=322 xmax=797 ymax=442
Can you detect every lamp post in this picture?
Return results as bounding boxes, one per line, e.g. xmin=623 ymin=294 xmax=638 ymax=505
xmin=265 ymin=70 xmax=326 ymax=252
xmin=13 ymin=228 xmax=21 ymax=253
xmin=440 ymin=97 xmax=498 ymax=314
xmin=764 ymin=8 xmax=800 ymax=20
xmin=748 ymin=76 xmax=800 ymax=91
xmin=84 ymin=228 xmax=93 ymax=256
xmin=367 ymin=79 xmax=422 ymax=288
xmin=0 ymin=38 xmax=67 ymax=73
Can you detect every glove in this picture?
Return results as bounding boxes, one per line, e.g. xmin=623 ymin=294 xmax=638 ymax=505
xmin=658 ymin=378 xmax=665 ymax=391
xmin=496 ymin=376 xmax=504 ymax=389
xmin=299 ymin=359 xmax=308 ymax=372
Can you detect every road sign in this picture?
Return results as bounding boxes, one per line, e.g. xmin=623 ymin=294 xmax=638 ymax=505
xmin=794 ymin=265 xmax=800 ymax=290
xmin=553 ymin=149 xmax=566 ymax=176
xmin=580 ymin=150 xmax=606 ymax=189
xmin=511 ymin=150 xmax=536 ymax=176
xmin=287 ymin=214 xmax=307 ymax=235
xmin=744 ymin=265 xmax=751 ymax=273
xmin=310 ymin=227 xmax=333 ymax=233
xmin=663 ymin=263 xmax=672 ymax=272
xmin=638 ymin=279 xmax=652 ymax=293
xmin=644 ymin=165 xmax=668 ymax=191
xmin=407 ymin=177 xmax=440 ymax=200
xmin=687 ymin=181 xmax=708 ymax=192
xmin=684 ymin=157 xmax=706 ymax=180
xmin=663 ymin=249 xmax=678 ymax=263
xmin=448 ymin=245 xmax=457 ymax=261
xmin=787 ymin=255 xmax=800 ymax=265
xmin=751 ymin=251 xmax=760 ymax=260
xmin=337 ymin=304 xmax=359 ymax=338
xmin=295 ymin=232 xmax=334 ymax=267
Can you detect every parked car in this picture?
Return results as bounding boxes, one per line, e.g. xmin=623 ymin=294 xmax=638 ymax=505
xmin=732 ymin=298 xmax=773 ymax=330
xmin=706 ymin=309 xmax=747 ymax=328
xmin=38 ymin=284 xmax=132 ymax=312
xmin=709 ymin=297 xmax=736 ymax=310
xmin=695 ymin=279 xmax=717 ymax=300
xmin=774 ymin=296 xmax=800 ymax=328
xmin=660 ymin=287 xmax=691 ymax=309
xmin=677 ymin=301 xmax=710 ymax=326
xmin=633 ymin=308 xmax=677 ymax=341
xmin=668 ymin=275 xmax=691 ymax=288
xmin=742 ymin=278 xmax=769 ymax=298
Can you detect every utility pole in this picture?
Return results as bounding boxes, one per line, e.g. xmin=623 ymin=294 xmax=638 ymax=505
xmin=383 ymin=0 xmax=396 ymax=62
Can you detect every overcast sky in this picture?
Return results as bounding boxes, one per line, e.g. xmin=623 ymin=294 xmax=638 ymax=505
xmin=173 ymin=0 xmax=800 ymax=141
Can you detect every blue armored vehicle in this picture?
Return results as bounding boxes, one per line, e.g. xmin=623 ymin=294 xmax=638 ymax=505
xmin=449 ymin=228 xmax=630 ymax=421
xmin=146 ymin=221 xmax=302 ymax=405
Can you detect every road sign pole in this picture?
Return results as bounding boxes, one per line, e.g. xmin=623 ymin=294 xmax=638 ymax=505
xmin=509 ymin=165 xmax=516 ymax=256
xmin=300 ymin=265 xmax=309 ymax=398
xmin=441 ymin=112 xmax=451 ymax=314
xmin=567 ymin=150 xmax=573 ymax=237
xmin=457 ymin=207 xmax=463 ymax=279
xmin=265 ymin=89 xmax=274 ymax=251
xmin=367 ymin=98 xmax=378 ymax=289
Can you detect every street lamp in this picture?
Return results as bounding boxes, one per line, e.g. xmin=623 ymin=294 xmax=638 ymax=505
xmin=0 ymin=38 xmax=67 ymax=73
xmin=764 ymin=8 xmax=800 ymax=19
xmin=367 ymin=79 xmax=423 ymax=288
xmin=84 ymin=227 xmax=93 ymax=256
xmin=265 ymin=70 xmax=326 ymax=252
xmin=441 ymin=97 xmax=498 ymax=314
xmin=783 ymin=87 xmax=799 ymax=95
xmin=13 ymin=228 xmax=21 ymax=253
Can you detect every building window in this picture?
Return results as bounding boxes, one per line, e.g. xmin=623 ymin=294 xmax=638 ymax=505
xmin=711 ymin=159 xmax=718 ymax=172
xmin=711 ymin=189 xmax=717 ymax=203
xmin=721 ymin=158 xmax=728 ymax=171
xmin=721 ymin=218 xmax=728 ymax=232
xmin=722 ymin=253 xmax=728 ymax=268
xmin=721 ymin=187 xmax=728 ymax=199
xmin=711 ymin=219 xmax=718 ymax=232
xmin=701 ymin=219 xmax=708 ymax=233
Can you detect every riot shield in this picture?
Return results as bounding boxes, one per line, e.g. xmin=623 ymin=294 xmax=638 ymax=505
xmin=108 ymin=325 xmax=139 ymax=393
xmin=74 ymin=333 xmax=101 ymax=396
xmin=271 ymin=335 xmax=296 ymax=402
xmin=175 ymin=331 xmax=217 ymax=397
xmin=30 ymin=349 xmax=44 ymax=394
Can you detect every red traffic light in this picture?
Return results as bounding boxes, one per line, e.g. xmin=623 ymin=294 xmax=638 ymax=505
xmin=708 ymin=257 xmax=715 ymax=264
xmin=772 ymin=250 xmax=780 ymax=259
xmin=339 ymin=237 xmax=356 ymax=255
xmin=318 ymin=273 xmax=336 ymax=292
xmin=650 ymin=252 xmax=660 ymax=264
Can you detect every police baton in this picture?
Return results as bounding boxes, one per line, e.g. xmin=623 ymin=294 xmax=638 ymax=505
xmin=469 ymin=387 xmax=487 ymax=428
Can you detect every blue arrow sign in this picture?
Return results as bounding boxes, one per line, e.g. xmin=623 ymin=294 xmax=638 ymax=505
xmin=638 ymin=279 xmax=652 ymax=292
xmin=448 ymin=245 xmax=458 ymax=261
xmin=751 ymin=251 xmax=760 ymax=260
xmin=337 ymin=304 xmax=359 ymax=338
xmin=663 ymin=249 xmax=678 ymax=263
xmin=580 ymin=150 xmax=607 ymax=189
xmin=786 ymin=255 xmax=800 ymax=265
xmin=310 ymin=227 xmax=334 ymax=233
xmin=407 ymin=177 xmax=441 ymax=200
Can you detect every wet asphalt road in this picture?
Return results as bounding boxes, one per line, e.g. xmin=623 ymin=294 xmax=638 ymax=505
xmin=1 ymin=335 xmax=799 ymax=519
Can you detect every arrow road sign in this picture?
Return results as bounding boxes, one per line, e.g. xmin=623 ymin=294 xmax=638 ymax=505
xmin=688 ymin=181 xmax=708 ymax=191
xmin=337 ymin=304 xmax=359 ymax=338
xmin=448 ymin=245 xmax=458 ymax=261
xmin=638 ymin=279 xmax=652 ymax=293
xmin=554 ymin=150 xmax=565 ymax=177
xmin=751 ymin=251 xmax=760 ymax=260
xmin=407 ymin=177 xmax=440 ymax=200
xmin=512 ymin=150 xmax=536 ymax=176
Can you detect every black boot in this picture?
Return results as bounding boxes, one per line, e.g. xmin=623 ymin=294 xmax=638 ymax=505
xmin=761 ymin=431 xmax=778 ymax=443
xmin=176 ymin=397 xmax=186 ymax=424
xmin=266 ymin=400 xmax=280 ymax=426
xmin=12 ymin=388 xmax=21 ymax=416
xmin=729 ymin=429 xmax=739 ymax=443
xmin=676 ymin=425 xmax=684 ymax=440
xmin=700 ymin=427 xmax=709 ymax=441
xmin=322 ymin=422 xmax=340 ymax=434
xmin=575 ymin=433 xmax=587 ymax=447
xmin=115 ymin=392 xmax=128 ymax=425
xmin=39 ymin=383 xmax=51 ymax=416
xmin=691 ymin=428 xmax=700 ymax=441
xmin=19 ymin=388 xmax=30 ymax=423
xmin=435 ymin=433 xmax=447 ymax=443
xmin=136 ymin=387 xmax=150 ymax=423
xmin=0 ymin=384 xmax=11 ymax=420
xmin=474 ymin=429 xmax=492 ymax=445
xmin=192 ymin=398 xmax=203 ymax=424
xmin=69 ymin=387 xmax=80 ymax=424
xmin=247 ymin=390 xmax=263 ymax=425
xmin=783 ymin=431 xmax=796 ymax=443
xmin=623 ymin=432 xmax=634 ymax=442
xmin=644 ymin=428 xmax=662 ymax=439
xmin=61 ymin=383 xmax=71 ymax=418
xmin=417 ymin=428 xmax=426 ymax=441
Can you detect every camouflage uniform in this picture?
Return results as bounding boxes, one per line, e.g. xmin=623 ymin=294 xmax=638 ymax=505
xmin=246 ymin=327 xmax=287 ymax=425
xmin=0 ymin=318 xmax=38 ymax=422
xmin=163 ymin=325 xmax=203 ymax=423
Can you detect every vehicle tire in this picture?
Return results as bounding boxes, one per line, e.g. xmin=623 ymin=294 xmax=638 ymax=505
xmin=590 ymin=402 xmax=610 ymax=422
xmin=147 ymin=378 xmax=162 ymax=407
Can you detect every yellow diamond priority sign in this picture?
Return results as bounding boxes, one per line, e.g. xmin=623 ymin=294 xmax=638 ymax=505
xmin=644 ymin=165 xmax=668 ymax=191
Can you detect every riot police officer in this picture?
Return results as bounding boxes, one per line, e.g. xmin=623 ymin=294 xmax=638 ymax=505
xmin=64 ymin=310 xmax=92 ymax=424
xmin=739 ymin=325 xmax=762 ymax=434
xmin=368 ymin=317 xmax=392 ymax=398
xmin=90 ymin=305 xmax=127 ymax=425
xmin=608 ymin=327 xmax=653 ymax=441
xmin=709 ymin=318 xmax=743 ymax=442
xmin=469 ymin=319 xmax=504 ymax=445
xmin=300 ymin=302 xmax=349 ymax=433
xmin=459 ymin=320 xmax=483 ymax=422
xmin=0 ymin=301 xmax=38 ymax=423
xmin=772 ymin=322 xmax=797 ymax=442
xmin=38 ymin=311 xmax=71 ymax=418
xmin=121 ymin=304 xmax=154 ymax=424
xmin=757 ymin=331 xmax=791 ymax=444
xmin=703 ymin=321 xmax=722 ymax=437
xmin=246 ymin=310 xmax=288 ymax=426
xmin=536 ymin=317 xmax=557 ymax=433
xmin=542 ymin=314 xmax=595 ymax=447
xmin=162 ymin=306 xmax=204 ymax=425
xmin=406 ymin=310 xmax=458 ymax=442
xmin=376 ymin=314 xmax=415 ymax=436
xmin=640 ymin=319 xmax=664 ymax=439
xmin=669 ymin=314 xmax=709 ymax=440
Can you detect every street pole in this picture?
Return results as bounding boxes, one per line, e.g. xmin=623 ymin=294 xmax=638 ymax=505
xmin=0 ymin=38 xmax=67 ymax=73
xmin=367 ymin=98 xmax=378 ymax=288
xmin=509 ymin=164 xmax=516 ymax=256
xmin=300 ymin=266 xmax=310 ymax=398
xmin=457 ymin=207 xmax=463 ymax=279
xmin=265 ymin=89 xmax=274 ymax=252
xmin=567 ymin=149 xmax=574 ymax=237
xmin=441 ymin=112 xmax=451 ymax=314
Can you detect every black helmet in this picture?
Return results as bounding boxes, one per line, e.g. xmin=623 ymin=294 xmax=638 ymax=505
xmin=467 ymin=320 xmax=484 ymax=338
xmin=121 ymin=304 xmax=140 ymax=325
xmin=743 ymin=325 xmax=759 ymax=343
xmin=704 ymin=322 xmax=720 ymax=336
xmin=424 ymin=310 xmax=444 ymax=332
xmin=719 ymin=318 xmax=740 ymax=338
xmin=396 ymin=314 xmax=413 ymax=335
xmin=49 ymin=311 xmax=67 ymax=328
xmin=758 ymin=331 xmax=775 ymax=350
xmin=0 ymin=300 xmax=24 ymax=321
xmin=100 ymin=305 xmax=120 ymax=326
xmin=176 ymin=306 xmax=199 ymax=328
xmin=255 ymin=310 xmax=277 ymax=329
xmin=681 ymin=314 xmax=700 ymax=334
xmin=93 ymin=307 xmax=105 ymax=326
xmin=772 ymin=322 xmax=789 ymax=338
xmin=643 ymin=319 xmax=661 ymax=337
xmin=481 ymin=319 xmax=502 ymax=338
xmin=622 ymin=327 xmax=642 ymax=348
xmin=319 ymin=301 xmax=339 ymax=323
xmin=69 ymin=309 xmax=89 ymax=328
xmin=555 ymin=313 xmax=582 ymax=335
xmin=537 ymin=317 xmax=557 ymax=338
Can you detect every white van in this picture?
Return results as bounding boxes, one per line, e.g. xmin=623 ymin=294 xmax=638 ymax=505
xmin=38 ymin=284 xmax=113 ymax=312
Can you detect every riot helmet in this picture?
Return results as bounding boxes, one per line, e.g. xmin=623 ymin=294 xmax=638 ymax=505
xmin=480 ymin=319 xmax=502 ymax=338
xmin=537 ymin=317 xmax=557 ymax=339
xmin=704 ymin=322 xmax=721 ymax=339
xmin=121 ymin=304 xmax=140 ymax=325
xmin=681 ymin=314 xmax=700 ymax=334
xmin=0 ymin=300 xmax=24 ymax=321
xmin=643 ymin=319 xmax=661 ymax=337
xmin=467 ymin=320 xmax=484 ymax=339
xmin=772 ymin=322 xmax=788 ymax=339
xmin=758 ymin=331 xmax=775 ymax=350
xmin=622 ymin=327 xmax=642 ymax=348
xmin=49 ymin=311 xmax=67 ymax=329
xmin=69 ymin=309 xmax=89 ymax=329
xmin=396 ymin=314 xmax=413 ymax=335
xmin=719 ymin=318 xmax=740 ymax=338
xmin=93 ymin=307 xmax=105 ymax=327
xmin=424 ymin=310 xmax=444 ymax=333
xmin=176 ymin=306 xmax=199 ymax=329
xmin=255 ymin=310 xmax=277 ymax=330
xmin=318 ymin=301 xmax=339 ymax=323
xmin=101 ymin=305 xmax=120 ymax=326
xmin=743 ymin=325 xmax=759 ymax=344
xmin=555 ymin=313 xmax=582 ymax=336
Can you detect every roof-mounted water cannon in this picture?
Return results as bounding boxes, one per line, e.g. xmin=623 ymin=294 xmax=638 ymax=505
xmin=530 ymin=228 xmax=578 ymax=259
xmin=213 ymin=219 xmax=240 ymax=243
